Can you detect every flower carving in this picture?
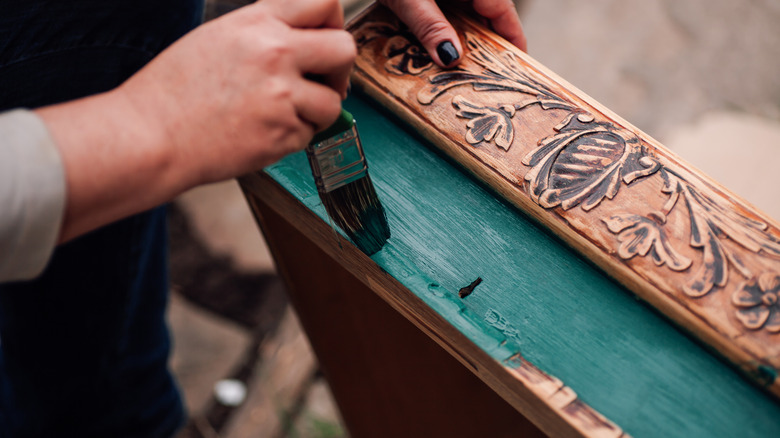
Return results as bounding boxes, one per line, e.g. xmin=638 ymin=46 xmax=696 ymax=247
xmin=357 ymin=17 xmax=780 ymax=342
xmin=603 ymin=214 xmax=692 ymax=271
xmin=453 ymin=96 xmax=515 ymax=150
xmin=523 ymin=112 xmax=661 ymax=211
xmin=732 ymin=273 xmax=780 ymax=333
xmin=353 ymin=21 xmax=432 ymax=76
xmin=384 ymin=35 xmax=433 ymax=75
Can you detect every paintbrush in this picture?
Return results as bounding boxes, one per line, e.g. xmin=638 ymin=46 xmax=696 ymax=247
xmin=306 ymin=108 xmax=390 ymax=254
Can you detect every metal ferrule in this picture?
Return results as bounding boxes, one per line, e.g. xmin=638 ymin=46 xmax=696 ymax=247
xmin=306 ymin=123 xmax=368 ymax=193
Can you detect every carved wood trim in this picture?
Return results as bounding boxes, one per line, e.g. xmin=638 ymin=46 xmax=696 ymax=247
xmin=348 ymin=5 xmax=780 ymax=397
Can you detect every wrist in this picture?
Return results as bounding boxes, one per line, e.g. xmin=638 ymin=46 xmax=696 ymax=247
xmin=111 ymin=85 xmax=189 ymax=193
xmin=35 ymin=88 xmax=185 ymax=241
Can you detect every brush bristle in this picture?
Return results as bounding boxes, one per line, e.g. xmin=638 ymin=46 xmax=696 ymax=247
xmin=319 ymin=174 xmax=390 ymax=255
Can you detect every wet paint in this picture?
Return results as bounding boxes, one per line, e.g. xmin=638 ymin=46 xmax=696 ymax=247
xmin=264 ymin=95 xmax=780 ymax=437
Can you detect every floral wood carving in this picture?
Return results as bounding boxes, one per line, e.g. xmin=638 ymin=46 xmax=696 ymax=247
xmin=733 ymin=273 xmax=780 ymax=333
xmin=353 ymin=18 xmax=780 ymax=337
xmin=453 ymin=96 xmax=516 ymax=150
xmin=603 ymin=214 xmax=693 ymax=272
xmin=659 ymin=169 xmax=780 ymax=298
xmin=354 ymin=22 xmax=433 ymax=75
xmin=522 ymin=112 xmax=661 ymax=211
xmin=350 ymin=7 xmax=780 ymax=398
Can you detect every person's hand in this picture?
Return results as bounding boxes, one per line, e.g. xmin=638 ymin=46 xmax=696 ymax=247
xmin=36 ymin=0 xmax=357 ymax=242
xmin=379 ymin=0 xmax=526 ymax=67
xmin=120 ymin=0 xmax=357 ymax=184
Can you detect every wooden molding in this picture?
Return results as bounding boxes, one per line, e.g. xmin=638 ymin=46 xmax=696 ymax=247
xmin=348 ymin=5 xmax=780 ymax=396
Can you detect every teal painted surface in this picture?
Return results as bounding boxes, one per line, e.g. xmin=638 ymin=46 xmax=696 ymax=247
xmin=265 ymin=95 xmax=780 ymax=437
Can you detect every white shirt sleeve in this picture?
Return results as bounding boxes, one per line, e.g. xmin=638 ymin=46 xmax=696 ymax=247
xmin=0 ymin=109 xmax=66 ymax=282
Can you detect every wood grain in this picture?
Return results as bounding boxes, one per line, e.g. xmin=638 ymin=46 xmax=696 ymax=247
xmin=241 ymin=93 xmax=780 ymax=437
xmin=240 ymin=171 xmax=626 ymax=438
xmin=348 ymin=4 xmax=780 ymax=397
xmin=245 ymin=188 xmax=547 ymax=438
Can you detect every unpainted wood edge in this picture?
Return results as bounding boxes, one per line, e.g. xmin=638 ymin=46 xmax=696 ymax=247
xmin=238 ymin=172 xmax=627 ymax=438
xmin=510 ymin=361 xmax=626 ymax=438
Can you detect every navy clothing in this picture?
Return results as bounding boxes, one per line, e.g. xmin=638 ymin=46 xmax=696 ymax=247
xmin=0 ymin=1 xmax=202 ymax=107
xmin=0 ymin=1 xmax=203 ymax=436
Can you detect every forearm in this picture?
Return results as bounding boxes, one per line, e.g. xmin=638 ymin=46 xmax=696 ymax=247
xmin=36 ymin=89 xmax=187 ymax=243
xmin=32 ymin=0 xmax=354 ymax=244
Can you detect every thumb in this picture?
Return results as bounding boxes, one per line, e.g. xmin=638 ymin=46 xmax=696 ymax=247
xmin=380 ymin=0 xmax=463 ymax=68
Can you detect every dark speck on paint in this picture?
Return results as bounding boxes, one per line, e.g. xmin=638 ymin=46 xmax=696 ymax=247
xmin=459 ymin=277 xmax=483 ymax=298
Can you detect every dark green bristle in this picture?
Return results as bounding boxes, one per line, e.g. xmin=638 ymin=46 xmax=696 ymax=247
xmin=318 ymin=174 xmax=390 ymax=255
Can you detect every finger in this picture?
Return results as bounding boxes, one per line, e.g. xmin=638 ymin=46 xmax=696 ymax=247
xmin=292 ymin=80 xmax=343 ymax=132
xmin=380 ymin=0 xmax=463 ymax=68
xmin=472 ymin=0 xmax=527 ymax=51
xmin=292 ymin=29 xmax=356 ymax=98
xmin=259 ymin=0 xmax=344 ymax=29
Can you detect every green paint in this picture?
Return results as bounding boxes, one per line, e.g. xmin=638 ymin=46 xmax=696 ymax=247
xmin=265 ymin=95 xmax=780 ymax=437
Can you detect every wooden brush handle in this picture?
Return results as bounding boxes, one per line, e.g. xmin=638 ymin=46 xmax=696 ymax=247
xmin=348 ymin=4 xmax=780 ymax=396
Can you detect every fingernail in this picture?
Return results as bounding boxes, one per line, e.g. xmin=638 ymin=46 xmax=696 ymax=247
xmin=436 ymin=41 xmax=459 ymax=66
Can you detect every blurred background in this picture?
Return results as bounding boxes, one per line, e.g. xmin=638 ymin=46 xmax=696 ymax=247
xmin=171 ymin=1 xmax=780 ymax=437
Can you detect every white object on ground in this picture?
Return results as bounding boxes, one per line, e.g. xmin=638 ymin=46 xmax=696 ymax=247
xmin=214 ymin=379 xmax=247 ymax=407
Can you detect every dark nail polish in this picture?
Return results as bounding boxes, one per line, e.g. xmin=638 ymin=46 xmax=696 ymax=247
xmin=436 ymin=41 xmax=459 ymax=66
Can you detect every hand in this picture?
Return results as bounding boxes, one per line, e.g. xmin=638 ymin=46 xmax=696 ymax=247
xmin=121 ymin=0 xmax=357 ymax=183
xmin=36 ymin=0 xmax=357 ymax=242
xmin=379 ymin=0 xmax=526 ymax=67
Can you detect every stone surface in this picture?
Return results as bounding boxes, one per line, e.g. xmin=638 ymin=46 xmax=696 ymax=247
xmin=169 ymin=292 xmax=253 ymax=417
xmin=224 ymin=309 xmax=319 ymax=438
xmin=522 ymin=0 xmax=780 ymax=139
xmin=665 ymin=111 xmax=780 ymax=221
xmin=290 ymin=380 xmax=347 ymax=438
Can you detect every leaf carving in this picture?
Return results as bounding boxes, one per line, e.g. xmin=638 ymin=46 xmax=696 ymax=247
xmin=453 ymin=96 xmax=515 ymax=150
xmin=523 ymin=113 xmax=661 ymax=211
xmin=603 ymin=214 xmax=692 ymax=271
xmin=418 ymin=33 xmax=576 ymax=111
xmin=358 ymin=14 xmax=780 ymax=337
xmin=660 ymin=170 xmax=780 ymax=297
